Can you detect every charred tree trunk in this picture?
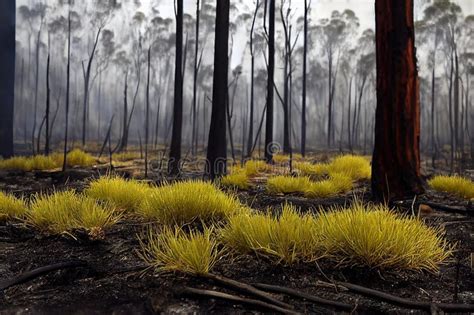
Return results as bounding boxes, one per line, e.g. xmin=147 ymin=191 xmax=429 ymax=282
xmin=192 ymin=0 xmax=200 ymax=157
xmin=145 ymin=48 xmax=151 ymax=178
xmin=0 ymin=0 xmax=15 ymax=158
xmin=120 ymin=71 xmax=129 ymax=151
xmin=247 ymin=0 xmax=260 ymax=158
xmin=372 ymin=0 xmax=424 ymax=202
xmin=347 ymin=76 xmax=353 ymax=151
xmin=82 ymin=27 xmax=102 ymax=148
xmin=32 ymin=28 xmax=42 ymax=155
xmin=265 ymin=0 xmax=276 ymax=162
xmin=62 ymin=4 xmax=72 ymax=172
xmin=169 ymin=0 xmax=184 ymax=175
xmin=206 ymin=0 xmax=230 ymax=180
xmin=45 ymin=53 xmax=51 ymax=155
xmin=301 ymin=0 xmax=309 ymax=157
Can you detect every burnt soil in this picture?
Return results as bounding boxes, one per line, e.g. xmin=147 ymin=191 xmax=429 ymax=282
xmin=0 ymin=167 xmax=473 ymax=314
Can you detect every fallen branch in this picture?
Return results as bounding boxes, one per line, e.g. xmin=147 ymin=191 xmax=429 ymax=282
xmin=339 ymin=281 xmax=474 ymax=313
xmin=419 ymin=201 xmax=473 ymax=216
xmin=253 ymin=283 xmax=354 ymax=311
xmin=203 ymin=273 xmax=293 ymax=310
xmin=182 ymin=287 xmax=299 ymax=314
xmin=0 ymin=261 xmax=88 ymax=291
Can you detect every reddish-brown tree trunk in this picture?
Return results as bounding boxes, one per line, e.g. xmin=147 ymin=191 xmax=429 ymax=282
xmin=372 ymin=0 xmax=424 ymax=202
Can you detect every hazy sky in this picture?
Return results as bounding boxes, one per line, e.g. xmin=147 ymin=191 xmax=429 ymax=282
xmin=146 ymin=0 xmax=474 ymax=32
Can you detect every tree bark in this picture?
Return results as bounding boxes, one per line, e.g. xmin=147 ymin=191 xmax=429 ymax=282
xmin=247 ymin=0 xmax=259 ymax=158
xmin=0 ymin=0 xmax=15 ymax=158
xmin=145 ymin=48 xmax=151 ymax=178
xmin=206 ymin=0 xmax=230 ymax=180
xmin=62 ymin=3 xmax=72 ymax=172
xmin=169 ymin=0 xmax=184 ymax=175
xmin=301 ymin=0 xmax=309 ymax=157
xmin=192 ymin=0 xmax=200 ymax=156
xmin=45 ymin=53 xmax=51 ymax=155
xmin=372 ymin=0 xmax=424 ymax=202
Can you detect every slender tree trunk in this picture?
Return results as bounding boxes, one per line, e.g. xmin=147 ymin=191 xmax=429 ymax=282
xmin=327 ymin=49 xmax=333 ymax=148
xmin=372 ymin=0 xmax=424 ymax=202
xmin=430 ymin=65 xmax=436 ymax=168
xmin=247 ymin=0 xmax=260 ymax=158
xmin=448 ymin=52 xmax=454 ymax=173
xmin=192 ymin=0 xmax=200 ymax=156
xmin=206 ymin=0 xmax=230 ymax=179
xmin=20 ymin=58 xmax=26 ymax=147
xmin=145 ymin=48 xmax=151 ymax=178
xmin=169 ymin=0 xmax=184 ymax=175
xmin=265 ymin=0 xmax=276 ymax=162
xmin=32 ymin=28 xmax=42 ymax=155
xmin=453 ymin=49 xmax=460 ymax=167
xmin=301 ymin=0 xmax=309 ymax=156
xmin=82 ymin=27 xmax=102 ymax=148
xmin=45 ymin=53 xmax=51 ymax=155
xmin=0 ymin=0 xmax=15 ymax=158
xmin=120 ymin=71 xmax=129 ymax=151
xmin=347 ymin=76 xmax=353 ymax=151
xmin=63 ymin=4 xmax=72 ymax=172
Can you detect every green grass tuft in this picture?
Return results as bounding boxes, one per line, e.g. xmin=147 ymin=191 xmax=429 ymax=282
xmin=428 ymin=175 xmax=474 ymax=200
xmin=0 ymin=191 xmax=28 ymax=221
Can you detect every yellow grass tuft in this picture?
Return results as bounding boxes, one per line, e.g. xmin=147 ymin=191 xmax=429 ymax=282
xmin=65 ymin=149 xmax=96 ymax=167
xmin=266 ymin=176 xmax=312 ymax=194
xmin=28 ymin=191 xmax=119 ymax=235
xmin=0 ymin=191 xmax=28 ymax=221
xmin=140 ymin=226 xmax=221 ymax=275
xmin=243 ymin=160 xmax=271 ymax=176
xmin=221 ymin=204 xmax=321 ymax=264
xmin=139 ymin=180 xmax=248 ymax=225
xmin=428 ymin=175 xmax=474 ymax=200
xmin=0 ymin=155 xmax=57 ymax=171
xmin=113 ymin=151 xmax=141 ymax=162
xmin=294 ymin=161 xmax=329 ymax=177
xmin=221 ymin=171 xmax=251 ymax=190
xmin=85 ymin=176 xmax=152 ymax=212
xmin=327 ymin=155 xmax=371 ymax=180
xmin=316 ymin=201 xmax=453 ymax=272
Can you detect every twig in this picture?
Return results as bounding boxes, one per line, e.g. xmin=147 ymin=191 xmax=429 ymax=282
xmin=339 ymin=281 xmax=474 ymax=313
xmin=203 ymin=273 xmax=293 ymax=310
xmin=253 ymin=283 xmax=354 ymax=311
xmin=182 ymin=287 xmax=299 ymax=314
xmin=0 ymin=261 xmax=88 ymax=291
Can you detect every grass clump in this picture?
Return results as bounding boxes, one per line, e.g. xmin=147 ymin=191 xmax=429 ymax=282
xmin=28 ymin=191 xmax=119 ymax=235
xmin=113 ymin=151 xmax=141 ymax=162
xmin=0 ymin=191 xmax=27 ymax=221
xmin=221 ymin=171 xmax=251 ymax=190
xmin=294 ymin=161 xmax=328 ymax=177
xmin=327 ymin=155 xmax=371 ymax=180
xmin=316 ymin=201 xmax=453 ymax=272
xmin=0 ymin=155 xmax=58 ymax=171
xmin=428 ymin=175 xmax=474 ymax=200
xmin=65 ymin=149 xmax=96 ymax=167
xmin=243 ymin=160 xmax=270 ymax=176
xmin=139 ymin=180 xmax=248 ymax=225
xmin=140 ymin=226 xmax=221 ymax=275
xmin=272 ymin=154 xmax=304 ymax=164
xmin=85 ymin=176 xmax=152 ymax=213
xmin=304 ymin=173 xmax=354 ymax=199
xmin=221 ymin=204 xmax=321 ymax=264
xmin=266 ymin=176 xmax=312 ymax=194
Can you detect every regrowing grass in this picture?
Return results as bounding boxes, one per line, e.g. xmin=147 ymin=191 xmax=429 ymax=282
xmin=221 ymin=204 xmax=322 ymax=264
xmin=316 ymin=200 xmax=453 ymax=272
xmin=428 ymin=175 xmax=474 ymax=200
xmin=221 ymin=171 xmax=251 ymax=190
xmin=0 ymin=191 xmax=27 ymax=221
xmin=139 ymin=180 xmax=249 ymax=225
xmin=85 ymin=176 xmax=153 ymax=213
xmin=28 ymin=190 xmax=119 ymax=235
xmin=327 ymin=155 xmax=371 ymax=180
xmin=266 ymin=176 xmax=312 ymax=194
xmin=140 ymin=226 xmax=221 ymax=275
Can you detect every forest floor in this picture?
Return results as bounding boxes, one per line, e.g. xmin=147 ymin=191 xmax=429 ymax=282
xmin=0 ymin=159 xmax=473 ymax=314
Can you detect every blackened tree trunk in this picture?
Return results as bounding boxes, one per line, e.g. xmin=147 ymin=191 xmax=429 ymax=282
xmin=145 ymin=48 xmax=151 ymax=178
xmin=372 ymin=0 xmax=424 ymax=202
xmin=169 ymin=0 xmax=184 ymax=175
xmin=62 ymin=4 xmax=72 ymax=172
xmin=121 ymin=71 xmax=128 ymax=151
xmin=247 ymin=0 xmax=259 ymax=158
xmin=0 ymin=0 xmax=15 ymax=158
xmin=45 ymin=53 xmax=51 ymax=155
xmin=192 ymin=0 xmax=200 ymax=156
xmin=206 ymin=0 xmax=230 ymax=180
xmin=265 ymin=0 xmax=276 ymax=162
xmin=301 ymin=0 xmax=309 ymax=157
